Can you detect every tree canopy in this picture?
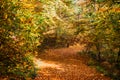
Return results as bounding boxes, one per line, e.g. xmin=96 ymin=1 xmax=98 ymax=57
xmin=0 ymin=0 xmax=120 ymax=79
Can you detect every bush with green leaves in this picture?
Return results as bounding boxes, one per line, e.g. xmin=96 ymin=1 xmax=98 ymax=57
xmin=0 ymin=0 xmax=43 ymax=79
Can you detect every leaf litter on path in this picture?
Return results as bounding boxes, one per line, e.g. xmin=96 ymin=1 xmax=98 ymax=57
xmin=34 ymin=45 xmax=111 ymax=80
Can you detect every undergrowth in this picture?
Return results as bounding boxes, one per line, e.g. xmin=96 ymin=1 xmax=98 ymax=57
xmin=78 ymin=51 xmax=120 ymax=80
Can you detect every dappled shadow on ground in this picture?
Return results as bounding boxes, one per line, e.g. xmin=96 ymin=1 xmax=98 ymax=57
xmin=34 ymin=45 xmax=111 ymax=80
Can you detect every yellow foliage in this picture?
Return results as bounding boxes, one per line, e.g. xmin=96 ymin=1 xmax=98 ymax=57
xmin=7 ymin=18 xmax=12 ymax=25
xmin=9 ymin=32 xmax=14 ymax=35
xmin=20 ymin=17 xmax=25 ymax=22
xmin=112 ymin=8 xmax=120 ymax=12
xmin=98 ymin=7 xmax=120 ymax=13
xmin=23 ymin=62 xmax=27 ymax=65
xmin=4 ymin=13 xmax=8 ymax=19
xmin=98 ymin=8 xmax=107 ymax=12
xmin=23 ymin=3 xmax=34 ymax=9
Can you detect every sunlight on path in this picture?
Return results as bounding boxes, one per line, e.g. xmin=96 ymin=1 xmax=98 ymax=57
xmin=33 ymin=58 xmax=64 ymax=71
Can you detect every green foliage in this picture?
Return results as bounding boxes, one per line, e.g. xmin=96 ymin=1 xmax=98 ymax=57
xmin=87 ymin=59 xmax=97 ymax=66
xmin=1 ymin=0 xmax=119 ymax=79
xmin=0 ymin=0 xmax=43 ymax=79
xmin=74 ymin=0 xmax=120 ymax=79
xmin=96 ymin=66 xmax=108 ymax=75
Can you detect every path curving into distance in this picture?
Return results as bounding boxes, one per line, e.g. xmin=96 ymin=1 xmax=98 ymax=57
xmin=34 ymin=45 xmax=111 ymax=80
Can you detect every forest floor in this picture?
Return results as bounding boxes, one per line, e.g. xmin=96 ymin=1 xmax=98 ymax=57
xmin=34 ymin=44 xmax=111 ymax=80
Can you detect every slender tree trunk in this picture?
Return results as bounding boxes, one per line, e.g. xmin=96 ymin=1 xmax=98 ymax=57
xmin=66 ymin=42 xmax=69 ymax=47
xmin=117 ymin=48 xmax=120 ymax=62
xmin=96 ymin=43 xmax=101 ymax=62
xmin=98 ymin=49 xmax=101 ymax=62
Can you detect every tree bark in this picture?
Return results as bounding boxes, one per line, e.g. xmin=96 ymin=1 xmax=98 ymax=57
xmin=117 ymin=48 xmax=120 ymax=62
xmin=96 ymin=43 xmax=101 ymax=62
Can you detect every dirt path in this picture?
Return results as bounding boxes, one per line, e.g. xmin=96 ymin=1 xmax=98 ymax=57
xmin=34 ymin=45 xmax=111 ymax=80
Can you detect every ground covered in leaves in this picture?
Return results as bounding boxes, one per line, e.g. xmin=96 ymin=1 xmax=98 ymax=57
xmin=34 ymin=45 xmax=111 ymax=80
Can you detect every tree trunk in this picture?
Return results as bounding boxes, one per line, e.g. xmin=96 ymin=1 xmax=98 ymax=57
xmin=96 ymin=43 xmax=101 ymax=62
xmin=98 ymin=50 xmax=101 ymax=62
xmin=117 ymin=48 xmax=120 ymax=62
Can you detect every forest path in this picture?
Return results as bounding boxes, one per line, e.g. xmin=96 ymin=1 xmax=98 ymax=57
xmin=34 ymin=45 xmax=111 ymax=80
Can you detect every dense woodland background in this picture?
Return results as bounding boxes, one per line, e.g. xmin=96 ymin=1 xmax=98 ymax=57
xmin=0 ymin=0 xmax=120 ymax=79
